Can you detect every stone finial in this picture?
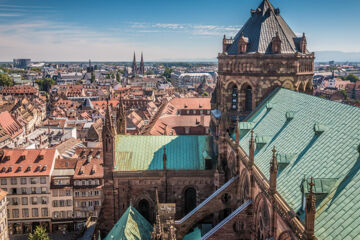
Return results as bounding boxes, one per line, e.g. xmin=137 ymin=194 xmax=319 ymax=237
xmin=300 ymin=32 xmax=307 ymax=54
xmin=270 ymin=146 xmax=278 ymax=194
xmin=305 ymin=177 xmax=317 ymax=240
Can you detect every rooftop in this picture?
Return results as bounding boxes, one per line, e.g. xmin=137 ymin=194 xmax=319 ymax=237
xmin=237 ymin=88 xmax=360 ymax=239
xmin=114 ymin=135 xmax=213 ymax=171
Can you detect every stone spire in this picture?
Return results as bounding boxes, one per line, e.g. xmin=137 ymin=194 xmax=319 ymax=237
xmin=235 ymin=118 xmax=240 ymax=144
xmin=116 ymin=94 xmax=127 ymax=135
xmin=269 ymin=146 xmax=278 ymax=195
xmin=248 ymin=129 xmax=255 ymax=168
xmin=163 ymin=147 xmax=167 ymax=170
xmin=305 ymin=177 xmax=317 ymax=240
xmin=140 ymin=52 xmax=145 ymax=75
xmin=103 ymin=100 xmax=115 ymax=138
xmin=132 ymin=52 xmax=137 ymax=76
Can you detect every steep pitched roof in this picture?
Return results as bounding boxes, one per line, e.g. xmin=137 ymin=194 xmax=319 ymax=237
xmin=237 ymin=88 xmax=360 ymax=239
xmin=227 ymin=0 xmax=304 ymax=54
xmin=0 ymin=111 xmax=23 ymax=139
xmin=104 ymin=206 xmax=153 ymax=240
xmin=114 ymin=135 xmax=213 ymax=171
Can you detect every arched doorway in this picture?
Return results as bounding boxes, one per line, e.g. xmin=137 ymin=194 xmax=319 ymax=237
xmin=184 ymin=187 xmax=197 ymax=214
xmin=138 ymin=199 xmax=150 ymax=221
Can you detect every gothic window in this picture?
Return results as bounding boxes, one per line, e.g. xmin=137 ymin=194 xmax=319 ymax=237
xmin=278 ymin=231 xmax=294 ymax=240
xmin=256 ymin=200 xmax=270 ymax=240
xmin=231 ymin=86 xmax=238 ymax=110
xmin=138 ymin=199 xmax=150 ymax=221
xmin=245 ymin=86 xmax=252 ymax=112
xmin=184 ymin=187 xmax=196 ymax=214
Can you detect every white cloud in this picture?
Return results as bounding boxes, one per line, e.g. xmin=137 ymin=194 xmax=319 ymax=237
xmin=0 ymin=13 xmax=21 ymax=17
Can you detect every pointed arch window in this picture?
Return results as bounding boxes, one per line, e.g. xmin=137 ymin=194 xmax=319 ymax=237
xmin=231 ymin=86 xmax=238 ymax=110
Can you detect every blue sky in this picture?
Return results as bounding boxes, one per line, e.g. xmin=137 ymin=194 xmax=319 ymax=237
xmin=0 ymin=0 xmax=359 ymax=61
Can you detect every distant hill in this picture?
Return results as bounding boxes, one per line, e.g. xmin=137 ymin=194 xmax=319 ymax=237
xmin=315 ymin=51 xmax=360 ymax=62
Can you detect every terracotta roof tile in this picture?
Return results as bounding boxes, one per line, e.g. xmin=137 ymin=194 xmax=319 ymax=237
xmin=0 ymin=111 xmax=23 ymax=139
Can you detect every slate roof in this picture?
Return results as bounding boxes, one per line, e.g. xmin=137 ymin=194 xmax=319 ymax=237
xmin=227 ymin=0 xmax=305 ymax=54
xmin=114 ymin=135 xmax=213 ymax=171
xmin=104 ymin=206 xmax=153 ymax=240
xmin=237 ymin=88 xmax=360 ymax=239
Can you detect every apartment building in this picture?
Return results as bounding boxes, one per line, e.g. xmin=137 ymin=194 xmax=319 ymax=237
xmin=0 ymin=149 xmax=58 ymax=235
xmin=50 ymin=158 xmax=77 ymax=232
xmin=72 ymin=148 xmax=103 ymax=230
xmin=0 ymin=189 xmax=9 ymax=240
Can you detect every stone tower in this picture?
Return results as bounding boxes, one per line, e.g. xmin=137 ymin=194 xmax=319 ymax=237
xmin=132 ymin=52 xmax=137 ymax=76
xmin=213 ymin=0 xmax=315 ymax=125
xmin=99 ymin=101 xmax=116 ymax=232
xmin=116 ymin=95 xmax=127 ymax=134
xmin=140 ymin=52 xmax=145 ymax=75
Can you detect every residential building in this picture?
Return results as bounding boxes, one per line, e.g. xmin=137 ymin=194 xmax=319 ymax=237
xmin=0 ymin=189 xmax=9 ymax=240
xmin=0 ymin=149 xmax=59 ymax=235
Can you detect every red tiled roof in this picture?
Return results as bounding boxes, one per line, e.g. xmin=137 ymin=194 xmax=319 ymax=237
xmin=73 ymin=156 xmax=103 ymax=179
xmin=169 ymin=97 xmax=211 ymax=110
xmin=0 ymin=149 xmax=57 ymax=177
xmin=0 ymin=111 xmax=23 ymax=139
xmin=0 ymin=85 xmax=38 ymax=94
xmin=54 ymin=158 xmax=77 ymax=169
xmin=0 ymin=189 xmax=7 ymax=200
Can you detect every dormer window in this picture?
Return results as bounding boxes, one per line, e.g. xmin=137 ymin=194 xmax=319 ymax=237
xmin=272 ymin=32 xmax=282 ymax=54
xmin=26 ymin=166 xmax=31 ymax=172
xmin=238 ymin=34 xmax=249 ymax=54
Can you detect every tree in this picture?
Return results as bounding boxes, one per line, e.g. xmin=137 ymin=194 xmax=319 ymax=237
xmin=28 ymin=226 xmax=50 ymax=240
xmin=116 ymin=72 xmax=121 ymax=82
xmin=345 ymin=74 xmax=359 ymax=83
xmin=36 ymin=78 xmax=54 ymax=92
xmin=202 ymin=91 xmax=209 ymax=96
xmin=162 ymin=67 xmax=173 ymax=81
xmin=91 ymin=72 xmax=95 ymax=83
xmin=0 ymin=73 xmax=14 ymax=86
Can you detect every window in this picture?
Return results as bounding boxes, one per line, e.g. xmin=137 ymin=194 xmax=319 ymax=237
xmin=31 ymin=197 xmax=38 ymax=205
xmin=88 ymin=201 xmax=93 ymax=206
xmin=67 ymin=211 xmax=72 ymax=218
xmin=41 ymin=197 xmax=47 ymax=204
xmin=94 ymin=191 xmax=99 ymax=196
xmin=31 ymin=187 xmax=36 ymax=194
xmin=0 ymin=179 xmax=6 ymax=185
xmin=41 ymin=208 xmax=48 ymax=217
xmin=22 ymin=197 xmax=28 ymax=205
xmin=75 ymin=192 xmax=80 ymax=197
xmin=12 ymin=198 xmax=19 ymax=205
xmin=65 ymin=190 xmax=71 ymax=196
xmin=30 ymin=178 xmax=37 ymax=184
xmin=59 ymin=200 xmax=65 ymax=207
xmin=32 ymin=208 xmax=39 ymax=217
xmin=231 ymin=86 xmax=238 ymax=110
xmin=12 ymin=209 xmax=19 ymax=218
xmin=53 ymin=200 xmax=58 ymax=207
xmin=81 ymin=201 xmax=86 ymax=207
xmin=40 ymin=177 xmax=46 ymax=184
xmin=94 ymin=201 xmax=99 ymax=206
xmin=22 ymin=208 xmax=29 ymax=218
xmin=11 ymin=178 xmax=17 ymax=185
xmin=21 ymin=187 xmax=27 ymax=194
xmin=82 ymin=180 xmax=86 ymax=186
xmin=41 ymin=187 xmax=47 ymax=194
xmin=11 ymin=188 xmax=17 ymax=194
xmin=21 ymin=178 xmax=26 ymax=184
xmin=66 ymin=200 xmax=72 ymax=206
xmin=81 ymin=191 xmax=86 ymax=197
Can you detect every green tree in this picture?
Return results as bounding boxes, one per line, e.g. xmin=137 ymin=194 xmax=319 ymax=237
xmin=0 ymin=73 xmax=14 ymax=86
xmin=345 ymin=74 xmax=359 ymax=83
xmin=202 ymin=91 xmax=209 ymax=96
xmin=116 ymin=72 xmax=121 ymax=82
xmin=162 ymin=67 xmax=173 ymax=81
xmin=28 ymin=226 xmax=50 ymax=240
xmin=339 ymin=90 xmax=348 ymax=100
xmin=91 ymin=72 xmax=95 ymax=83
xmin=36 ymin=78 xmax=54 ymax=92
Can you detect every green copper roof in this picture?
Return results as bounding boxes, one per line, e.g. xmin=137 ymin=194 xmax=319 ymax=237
xmin=183 ymin=227 xmax=202 ymax=240
xmin=114 ymin=135 xmax=213 ymax=171
xmin=237 ymin=88 xmax=360 ymax=240
xmin=104 ymin=206 xmax=153 ymax=240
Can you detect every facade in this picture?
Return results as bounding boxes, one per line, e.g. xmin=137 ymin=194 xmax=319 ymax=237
xmin=13 ymin=59 xmax=31 ymax=69
xmin=0 ymin=189 xmax=9 ymax=240
xmin=214 ymin=0 xmax=314 ymax=121
xmin=0 ymin=149 xmax=59 ymax=235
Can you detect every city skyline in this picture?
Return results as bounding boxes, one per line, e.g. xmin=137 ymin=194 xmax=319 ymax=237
xmin=0 ymin=0 xmax=360 ymax=61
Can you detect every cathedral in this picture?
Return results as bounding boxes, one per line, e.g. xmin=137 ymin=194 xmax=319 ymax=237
xmin=132 ymin=52 xmax=145 ymax=76
xmin=98 ymin=1 xmax=359 ymax=239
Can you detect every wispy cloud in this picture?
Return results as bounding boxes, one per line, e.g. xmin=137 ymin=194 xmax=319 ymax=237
xmin=0 ymin=13 xmax=22 ymax=17
xmin=129 ymin=22 xmax=241 ymax=36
